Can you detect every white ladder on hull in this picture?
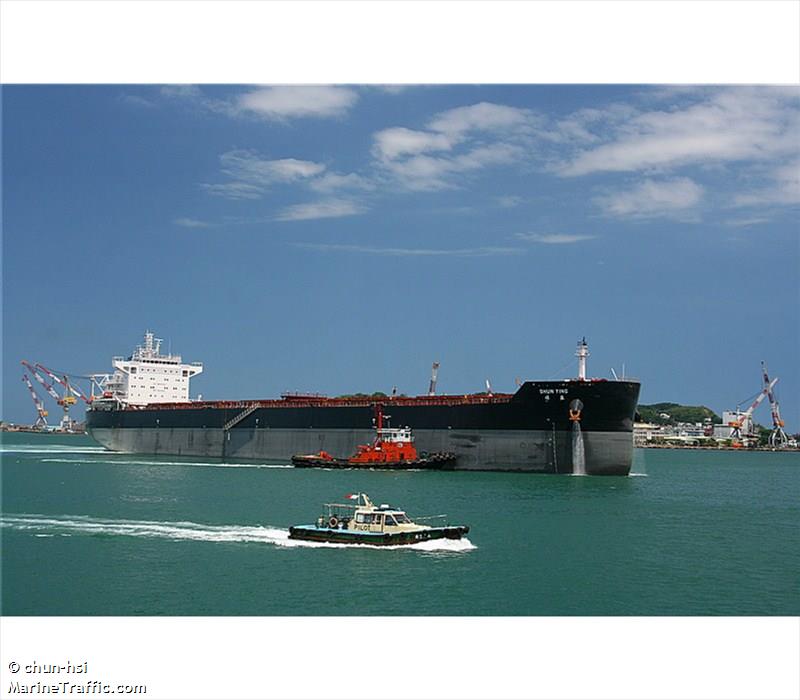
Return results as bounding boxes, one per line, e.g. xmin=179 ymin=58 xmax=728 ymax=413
xmin=223 ymin=404 xmax=259 ymax=431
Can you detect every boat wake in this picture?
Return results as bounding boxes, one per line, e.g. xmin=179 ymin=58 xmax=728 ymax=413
xmin=39 ymin=457 xmax=294 ymax=469
xmin=0 ymin=444 xmax=108 ymax=455
xmin=0 ymin=514 xmax=475 ymax=552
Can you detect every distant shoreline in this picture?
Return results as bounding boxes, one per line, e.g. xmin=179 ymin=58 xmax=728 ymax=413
xmin=639 ymin=444 xmax=799 ymax=452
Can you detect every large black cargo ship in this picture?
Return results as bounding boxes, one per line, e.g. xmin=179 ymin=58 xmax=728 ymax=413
xmin=85 ymin=336 xmax=640 ymax=475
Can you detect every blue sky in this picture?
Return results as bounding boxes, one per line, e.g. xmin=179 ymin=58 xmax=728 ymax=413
xmin=3 ymin=85 xmax=799 ymax=429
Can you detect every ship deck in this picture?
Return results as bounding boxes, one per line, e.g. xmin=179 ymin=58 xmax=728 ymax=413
xmin=118 ymin=392 xmax=517 ymax=411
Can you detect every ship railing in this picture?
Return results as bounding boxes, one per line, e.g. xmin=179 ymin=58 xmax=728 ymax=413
xmin=323 ymin=502 xmax=359 ymax=512
xmin=129 ymin=392 xmax=516 ymax=412
xmin=321 ymin=503 xmax=359 ymax=523
xmin=412 ymin=514 xmax=449 ymax=523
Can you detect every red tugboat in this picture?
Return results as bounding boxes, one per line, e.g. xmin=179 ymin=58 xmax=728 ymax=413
xmin=291 ymin=405 xmax=456 ymax=470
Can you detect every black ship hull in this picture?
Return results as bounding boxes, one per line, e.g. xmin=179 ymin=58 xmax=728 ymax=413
xmin=86 ymin=380 xmax=640 ymax=475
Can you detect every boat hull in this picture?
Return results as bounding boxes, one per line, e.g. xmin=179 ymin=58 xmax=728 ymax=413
xmin=86 ymin=380 xmax=640 ymax=475
xmin=288 ymin=525 xmax=469 ymax=545
xmin=290 ymin=452 xmax=457 ymax=470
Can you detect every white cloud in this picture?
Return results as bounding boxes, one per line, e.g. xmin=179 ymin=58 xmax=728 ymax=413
xmin=734 ymin=159 xmax=800 ymax=207
xmin=373 ymin=127 xmax=454 ymax=161
xmin=379 ymin=154 xmax=456 ymax=191
xmin=372 ymin=101 xmax=535 ymax=191
xmin=309 ymin=172 xmax=375 ymax=193
xmin=160 ymin=85 xmax=359 ymax=122
xmin=428 ymin=102 xmax=531 ymax=137
xmin=201 ymin=182 xmax=264 ymax=200
xmin=374 ymin=85 xmax=412 ymax=95
xmin=296 ymin=243 xmax=523 ymax=256
xmin=452 ymin=143 xmax=522 ymax=170
xmin=557 ymin=88 xmax=800 ymax=177
xmin=220 ymin=150 xmax=326 ymax=185
xmin=160 ymin=85 xmax=205 ymax=100
xmin=204 ymin=150 xmax=327 ymax=199
xmin=594 ymin=177 xmax=704 ymax=218
xmin=276 ymin=199 xmax=365 ymax=221
xmin=381 ymin=143 xmax=523 ymax=191
xmin=723 ymin=217 xmax=772 ymax=228
xmin=119 ymin=93 xmax=156 ymax=109
xmin=516 ymin=233 xmax=596 ymax=244
xmin=174 ymin=217 xmax=213 ymax=228
xmin=495 ymin=195 xmax=523 ymax=208
xmin=235 ymin=86 xmax=358 ymax=121
xmin=160 ymin=85 xmax=232 ymax=116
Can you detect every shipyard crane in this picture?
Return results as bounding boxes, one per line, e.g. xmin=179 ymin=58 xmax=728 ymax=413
xmin=428 ymin=362 xmax=440 ymax=396
xmin=21 ymin=360 xmax=78 ymax=431
xmin=761 ymin=362 xmax=788 ymax=448
xmin=728 ymin=378 xmax=776 ymax=448
xmin=21 ymin=361 xmax=63 ymax=405
xmin=22 ymin=374 xmax=49 ymax=430
xmin=36 ymin=363 xmax=93 ymax=405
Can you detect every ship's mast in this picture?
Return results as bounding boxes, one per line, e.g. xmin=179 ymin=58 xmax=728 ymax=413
xmin=576 ymin=337 xmax=589 ymax=380
xmin=428 ymin=362 xmax=440 ymax=396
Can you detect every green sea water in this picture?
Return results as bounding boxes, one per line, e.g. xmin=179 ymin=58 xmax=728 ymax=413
xmin=1 ymin=432 xmax=798 ymax=616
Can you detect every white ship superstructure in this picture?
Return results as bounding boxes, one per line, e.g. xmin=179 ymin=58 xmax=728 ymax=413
xmin=105 ymin=331 xmax=202 ymax=406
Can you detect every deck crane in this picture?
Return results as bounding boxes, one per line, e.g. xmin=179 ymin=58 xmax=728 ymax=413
xmin=728 ymin=377 xmax=776 ymax=448
xmin=761 ymin=362 xmax=788 ymax=448
xmin=21 ymin=374 xmax=49 ymax=430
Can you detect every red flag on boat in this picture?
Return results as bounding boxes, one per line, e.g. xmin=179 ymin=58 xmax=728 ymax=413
xmin=345 ymin=493 xmax=359 ymax=500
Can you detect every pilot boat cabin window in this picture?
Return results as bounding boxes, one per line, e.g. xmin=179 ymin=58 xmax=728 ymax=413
xmin=384 ymin=515 xmax=398 ymax=526
xmin=356 ymin=513 xmax=375 ymax=524
xmin=394 ymin=513 xmax=410 ymax=524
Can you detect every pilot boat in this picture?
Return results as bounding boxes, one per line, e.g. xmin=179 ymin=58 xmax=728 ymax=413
xmin=291 ymin=405 xmax=456 ymax=470
xmin=288 ymin=493 xmax=470 ymax=546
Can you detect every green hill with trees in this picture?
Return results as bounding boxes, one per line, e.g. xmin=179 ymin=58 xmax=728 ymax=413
xmin=637 ymin=402 xmax=720 ymax=425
